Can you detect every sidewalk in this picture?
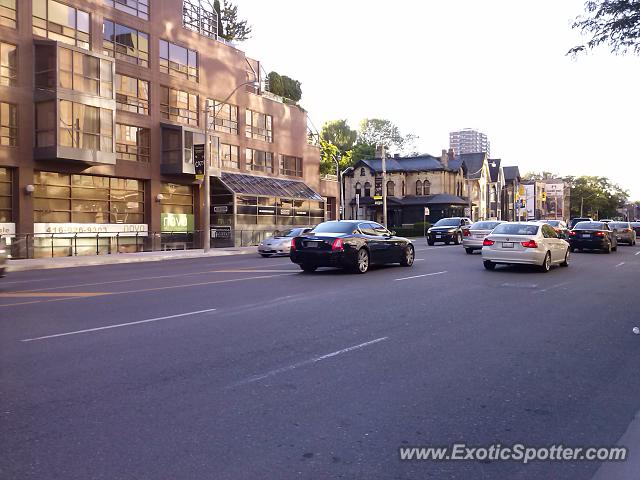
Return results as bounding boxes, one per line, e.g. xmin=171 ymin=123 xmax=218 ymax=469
xmin=7 ymin=246 xmax=259 ymax=272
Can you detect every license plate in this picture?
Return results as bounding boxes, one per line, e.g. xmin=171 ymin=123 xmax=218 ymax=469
xmin=502 ymin=242 xmax=514 ymax=248
xmin=306 ymin=241 xmax=320 ymax=248
xmin=582 ymin=234 xmax=590 ymax=238
xmin=435 ymin=235 xmax=442 ymax=238
xmin=474 ymin=234 xmax=485 ymax=238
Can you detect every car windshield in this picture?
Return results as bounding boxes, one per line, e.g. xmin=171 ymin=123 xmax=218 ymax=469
xmin=434 ymin=218 xmax=460 ymax=227
xmin=574 ymin=222 xmax=605 ymax=230
xmin=546 ymin=221 xmax=563 ymax=227
xmin=609 ymin=222 xmax=628 ymax=229
xmin=283 ymin=228 xmax=305 ymax=237
xmin=492 ymin=224 xmax=540 ymax=235
xmin=312 ymin=222 xmax=356 ymax=234
xmin=472 ymin=221 xmax=500 ymax=230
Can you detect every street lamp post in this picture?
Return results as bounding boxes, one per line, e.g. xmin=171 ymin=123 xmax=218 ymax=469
xmin=202 ymin=80 xmax=259 ymax=252
xmin=332 ymin=154 xmax=341 ymax=220
xmin=380 ymin=144 xmax=388 ymax=228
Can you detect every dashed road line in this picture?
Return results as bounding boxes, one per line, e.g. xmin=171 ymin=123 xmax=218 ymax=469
xmin=394 ymin=271 xmax=447 ymax=281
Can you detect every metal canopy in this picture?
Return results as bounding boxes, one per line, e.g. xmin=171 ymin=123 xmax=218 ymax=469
xmin=219 ymin=172 xmax=324 ymax=201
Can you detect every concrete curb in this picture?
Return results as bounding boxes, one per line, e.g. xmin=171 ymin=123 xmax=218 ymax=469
xmin=8 ymin=248 xmax=258 ymax=272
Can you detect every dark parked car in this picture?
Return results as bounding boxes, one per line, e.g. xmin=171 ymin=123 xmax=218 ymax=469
xmin=427 ymin=217 xmax=472 ymax=245
xmin=568 ymin=221 xmax=618 ymax=253
xmin=290 ymin=220 xmax=414 ymax=273
xmin=569 ymin=217 xmax=593 ymax=229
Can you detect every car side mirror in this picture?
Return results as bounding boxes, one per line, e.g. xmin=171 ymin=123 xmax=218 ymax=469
xmin=390 ymin=230 xmax=396 ymax=236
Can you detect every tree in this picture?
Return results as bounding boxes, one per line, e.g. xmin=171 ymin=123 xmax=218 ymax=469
xmin=522 ymin=171 xmax=562 ymax=181
xmin=266 ymin=72 xmax=302 ymax=102
xmin=320 ymin=120 xmax=357 ymax=155
xmin=214 ymin=0 xmax=252 ymax=42
xmin=357 ymin=119 xmax=418 ymax=155
xmin=565 ymin=175 xmax=629 ymax=218
xmin=319 ymin=139 xmax=352 ymax=175
xmin=350 ymin=143 xmax=376 ymax=163
xmin=568 ymin=0 xmax=640 ymax=56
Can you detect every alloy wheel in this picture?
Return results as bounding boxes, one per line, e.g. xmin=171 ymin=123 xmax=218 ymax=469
xmin=357 ymin=249 xmax=369 ymax=273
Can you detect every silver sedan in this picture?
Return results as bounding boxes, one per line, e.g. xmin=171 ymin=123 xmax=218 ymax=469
xmin=258 ymin=228 xmax=313 ymax=257
xmin=462 ymin=220 xmax=504 ymax=254
xmin=482 ymin=222 xmax=570 ymax=272
xmin=608 ymin=222 xmax=637 ymax=246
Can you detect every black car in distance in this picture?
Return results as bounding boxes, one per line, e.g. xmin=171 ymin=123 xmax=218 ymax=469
xmin=426 ymin=217 xmax=472 ymax=245
xmin=290 ymin=220 xmax=415 ymax=273
xmin=568 ymin=221 xmax=618 ymax=253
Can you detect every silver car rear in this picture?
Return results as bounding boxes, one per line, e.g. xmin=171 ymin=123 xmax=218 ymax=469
xmin=462 ymin=221 xmax=504 ymax=253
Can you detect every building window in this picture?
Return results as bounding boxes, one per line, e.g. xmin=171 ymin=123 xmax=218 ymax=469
xmin=34 ymin=171 xmax=144 ymax=223
xmin=364 ymin=182 xmax=371 ymax=197
xmin=161 ymin=183 xmax=193 ymax=216
xmin=159 ymin=40 xmax=198 ymax=82
xmin=415 ymin=180 xmax=422 ymax=196
xmin=58 ymin=47 xmax=113 ymax=98
xmin=219 ymin=143 xmax=239 ymax=169
xmin=115 ymin=74 xmax=149 ymax=115
xmin=116 ymin=124 xmax=149 ymax=163
xmin=210 ymin=100 xmax=238 ymax=134
xmin=160 ymin=86 xmax=198 ymax=126
xmin=0 ymin=167 xmax=11 ymax=222
xmin=102 ymin=20 xmax=149 ymax=67
xmin=0 ymin=102 xmax=17 ymax=146
xmin=0 ymin=0 xmax=16 ymax=29
xmin=360 ymin=167 xmax=365 ymax=176
xmin=0 ymin=42 xmax=16 ymax=86
xmin=33 ymin=0 xmax=90 ymax=49
xmin=246 ymin=148 xmax=273 ymax=173
xmin=182 ymin=0 xmax=218 ymax=39
xmin=245 ymin=109 xmax=272 ymax=142
xmin=104 ymin=0 xmax=148 ymax=20
xmin=59 ymin=100 xmax=113 ymax=152
xmin=280 ymin=155 xmax=302 ymax=177
xmin=423 ymin=180 xmax=431 ymax=196
xmin=183 ymin=130 xmax=204 ymax=165
xmin=355 ymin=182 xmax=362 ymax=196
xmin=387 ymin=181 xmax=395 ymax=197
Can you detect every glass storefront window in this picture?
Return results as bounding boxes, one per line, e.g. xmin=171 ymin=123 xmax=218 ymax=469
xmin=33 ymin=0 xmax=90 ymax=49
xmin=161 ymin=183 xmax=193 ymax=215
xmin=34 ymin=171 xmax=144 ymax=224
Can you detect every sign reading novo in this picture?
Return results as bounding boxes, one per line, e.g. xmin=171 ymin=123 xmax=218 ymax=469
xmin=34 ymin=223 xmax=148 ymax=237
xmin=161 ymin=213 xmax=194 ymax=233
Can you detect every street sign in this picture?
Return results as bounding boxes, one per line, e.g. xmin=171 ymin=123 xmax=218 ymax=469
xmin=424 ymin=207 xmax=430 ymax=216
xmin=374 ymin=176 xmax=383 ymax=197
xmin=194 ymin=144 xmax=205 ymax=179
xmin=464 ymin=207 xmax=471 ymax=217
xmin=541 ymin=191 xmax=547 ymax=201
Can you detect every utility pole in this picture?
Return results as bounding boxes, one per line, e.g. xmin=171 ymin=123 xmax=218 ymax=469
xmin=381 ymin=144 xmax=388 ymax=228
xmin=203 ymin=99 xmax=211 ymax=252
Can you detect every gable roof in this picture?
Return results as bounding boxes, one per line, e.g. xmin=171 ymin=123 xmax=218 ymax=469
xmin=488 ymin=158 xmax=501 ymax=182
xmin=352 ymin=153 xmax=463 ymax=174
xmin=503 ymin=166 xmax=521 ymax=182
xmin=458 ymin=152 xmax=487 ymax=179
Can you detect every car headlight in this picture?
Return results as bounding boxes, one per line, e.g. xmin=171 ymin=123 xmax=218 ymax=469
xmin=427 ymin=228 xmax=432 ymax=233
xmin=448 ymin=228 xmax=456 ymax=233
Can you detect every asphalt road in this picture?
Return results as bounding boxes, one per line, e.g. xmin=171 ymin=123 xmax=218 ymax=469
xmin=1 ymin=241 xmax=639 ymax=479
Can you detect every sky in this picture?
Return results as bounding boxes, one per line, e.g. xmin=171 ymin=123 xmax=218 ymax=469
xmin=238 ymin=0 xmax=640 ymax=200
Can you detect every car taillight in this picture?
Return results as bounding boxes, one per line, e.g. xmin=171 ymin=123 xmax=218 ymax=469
xmin=595 ymin=231 xmax=605 ymax=237
xmin=463 ymin=229 xmax=471 ymax=237
xmin=624 ymin=228 xmax=631 ymax=233
xmin=482 ymin=238 xmax=494 ymax=246
xmin=521 ymin=240 xmax=538 ymax=248
xmin=569 ymin=231 xmax=576 ymax=236
xmin=554 ymin=228 xmax=561 ymax=233
xmin=331 ymin=238 xmax=344 ymax=251
xmin=290 ymin=238 xmax=296 ymax=251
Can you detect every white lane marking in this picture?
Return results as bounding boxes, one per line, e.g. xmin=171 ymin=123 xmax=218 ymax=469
xmin=533 ymin=282 xmax=569 ymax=294
xmin=501 ymin=282 xmax=539 ymax=289
xmin=229 ymin=337 xmax=388 ymax=387
xmin=394 ymin=271 xmax=447 ymax=281
xmin=615 ymin=262 xmax=625 ymax=267
xmin=636 ymin=251 xmax=640 ymax=256
xmin=21 ymin=308 xmax=217 ymax=342
xmin=414 ymin=258 xmax=425 ymax=262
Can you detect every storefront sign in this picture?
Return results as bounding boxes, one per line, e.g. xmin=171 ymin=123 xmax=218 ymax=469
xmin=294 ymin=210 xmax=308 ymax=216
xmin=523 ymin=184 xmax=536 ymax=220
xmin=0 ymin=223 xmax=15 ymax=235
xmin=161 ymin=213 xmax=194 ymax=233
xmin=194 ymin=144 xmax=205 ymax=180
xmin=213 ymin=206 xmax=229 ymax=214
xmin=211 ymin=226 xmax=231 ymax=239
xmin=258 ymin=207 xmax=276 ymax=215
xmin=34 ymin=223 xmax=148 ymax=237
xmin=278 ymin=207 xmax=293 ymax=216
xmin=375 ymin=176 xmax=383 ymax=196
